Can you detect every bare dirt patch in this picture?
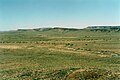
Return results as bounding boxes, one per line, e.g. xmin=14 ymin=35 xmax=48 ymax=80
xmin=0 ymin=45 xmax=22 ymax=49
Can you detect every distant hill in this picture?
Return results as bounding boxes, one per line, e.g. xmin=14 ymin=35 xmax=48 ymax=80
xmin=17 ymin=27 xmax=80 ymax=32
xmin=85 ymin=26 xmax=120 ymax=32
xmin=17 ymin=26 xmax=120 ymax=32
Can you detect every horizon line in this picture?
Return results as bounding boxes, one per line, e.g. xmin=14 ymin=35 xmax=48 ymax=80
xmin=0 ymin=25 xmax=120 ymax=31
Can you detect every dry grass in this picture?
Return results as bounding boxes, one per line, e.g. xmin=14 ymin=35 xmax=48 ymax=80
xmin=0 ymin=30 xmax=120 ymax=79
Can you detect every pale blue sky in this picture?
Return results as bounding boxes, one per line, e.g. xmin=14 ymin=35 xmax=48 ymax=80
xmin=0 ymin=0 xmax=120 ymax=31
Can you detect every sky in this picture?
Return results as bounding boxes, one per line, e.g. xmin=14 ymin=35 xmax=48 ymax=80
xmin=0 ymin=0 xmax=120 ymax=31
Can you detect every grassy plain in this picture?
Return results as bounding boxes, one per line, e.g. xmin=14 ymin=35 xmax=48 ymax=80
xmin=0 ymin=29 xmax=120 ymax=80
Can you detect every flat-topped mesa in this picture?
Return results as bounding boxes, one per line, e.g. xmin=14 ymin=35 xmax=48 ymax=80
xmin=17 ymin=26 xmax=120 ymax=32
xmin=17 ymin=27 xmax=80 ymax=31
xmin=85 ymin=26 xmax=120 ymax=31
xmin=17 ymin=28 xmax=52 ymax=31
